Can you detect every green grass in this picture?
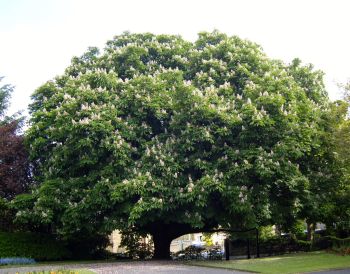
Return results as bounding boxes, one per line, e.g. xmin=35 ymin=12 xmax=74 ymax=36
xmin=188 ymin=251 xmax=350 ymax=274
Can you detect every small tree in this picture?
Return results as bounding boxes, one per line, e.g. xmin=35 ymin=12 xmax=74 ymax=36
xmin=0 ymin=77 xmax=32 ymax=232
xmin=0 ymin=78 xmax=32 ymax=200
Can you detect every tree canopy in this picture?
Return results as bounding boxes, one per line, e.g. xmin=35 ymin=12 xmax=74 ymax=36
xmin=16 ymin=31 xmax=332 ymax=258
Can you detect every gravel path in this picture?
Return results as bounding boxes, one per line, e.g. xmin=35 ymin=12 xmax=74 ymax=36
xmin=0 ymin=261 xmax=249 ymax=274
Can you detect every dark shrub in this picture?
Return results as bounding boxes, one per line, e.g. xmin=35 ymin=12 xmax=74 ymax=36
xmin=313 ymin=236 xmax=333 ymax=250
xmin=64 ymin=233 xmax=110 ymax=260
xmin=296 ymin=240 xmax=312 ymax=251
xmin=0 ymin=198 xmax=16 ymax=231
xmin=328 ymin=236 xmax=350 ymax=248
xmin=119 ymin=231 xmax=153 ymax=259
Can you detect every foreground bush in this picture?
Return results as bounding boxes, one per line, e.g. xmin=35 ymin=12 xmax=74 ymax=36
xmin=0 ymin=232 xmax=71 ymax=261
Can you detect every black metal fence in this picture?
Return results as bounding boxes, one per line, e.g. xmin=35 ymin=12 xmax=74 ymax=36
xmin=224 ymin=229 xmax=317 ymax=260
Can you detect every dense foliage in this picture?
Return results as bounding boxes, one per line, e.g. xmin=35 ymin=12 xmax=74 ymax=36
xmin=16 ymin=31 xmax=333 ymax=258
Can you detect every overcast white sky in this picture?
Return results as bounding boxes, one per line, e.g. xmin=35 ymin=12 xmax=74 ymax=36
xmin=1 ymin=0 xmax=350 ymax=116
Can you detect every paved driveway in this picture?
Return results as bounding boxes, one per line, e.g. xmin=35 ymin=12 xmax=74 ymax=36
xmin=3 ymin=261 xmax=348 ymax=274
xmin=0 ymin=261 xmax=249 ymax=274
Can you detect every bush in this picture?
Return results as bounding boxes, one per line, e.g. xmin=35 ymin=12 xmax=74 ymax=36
xmin=0 ymin=232 xmax=71 ymax=261
xmin=206 ymin=245 xmax=224 ymax=260
xmin=327 ymin=236 xmax=350 ymax=255
xmin=64 ymin=233 xmax=110 ymax=260
xmin=290 ymin=221 xmax=306 ymax=240
xmin=0 ymin=198 xmax=16 ymax=231
xmin=313 ymin=235 xmax=350 ymax=254
xmin=296 ymin=240 xmax=312 ymax=251
xmin=119 ymin=231 xmax=153 ymax=259
xmin=259 ymin=236 xmax=290 ymax=255
xmin=313 ymin=236 xmax=332 ymax=250
xmin=328 ymin=236 xmax=350 ymax=248
xmin=0 ymin=257 xmax=36 ymax=265
xmin=259 ymin=226 xmax=276 ymax=241
xmin=172 ymin=245 xmax=223 ymax=260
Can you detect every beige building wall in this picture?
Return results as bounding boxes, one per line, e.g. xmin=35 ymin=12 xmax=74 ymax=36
xmin=170 ymin=233 xmax=194 ymax=253
xmin=107 ymin=230 xmax=226 ymax=254
xmin=107 ymin=230 xmax=126 ymax=253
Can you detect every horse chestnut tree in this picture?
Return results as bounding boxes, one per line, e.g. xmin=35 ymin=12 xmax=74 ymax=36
xmin=16 ymin=31 xmax=329 ymax=258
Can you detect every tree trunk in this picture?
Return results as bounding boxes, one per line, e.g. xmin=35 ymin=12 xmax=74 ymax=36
xmin=146 ymin=221 xmax=214 ymax=259
xmin=307 ymin=221 xmax=315 ymax=241
xmin=152 ymin=232 xmax=172 ymax=260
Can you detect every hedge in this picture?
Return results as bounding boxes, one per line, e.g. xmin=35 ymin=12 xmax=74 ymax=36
xmin=328 ymin=236 xmax=350 ymax=248
xmin=295 ymin=240 xmax=312 ymax=251
xmin=0 ymin=232 xmax=71 ymax=261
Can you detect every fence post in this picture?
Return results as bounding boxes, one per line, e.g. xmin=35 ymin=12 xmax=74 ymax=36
xmin=224 ymin=238 xmax=230 ymax=260
xmin=256 ymin=228 xmax=260 ymax=258
xmin=247 ymin=238 xmax=251 ymax=259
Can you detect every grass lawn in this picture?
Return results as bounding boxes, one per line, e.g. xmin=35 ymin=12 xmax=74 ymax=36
xmin=188 ymin=251 xmax=350 ymax=274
